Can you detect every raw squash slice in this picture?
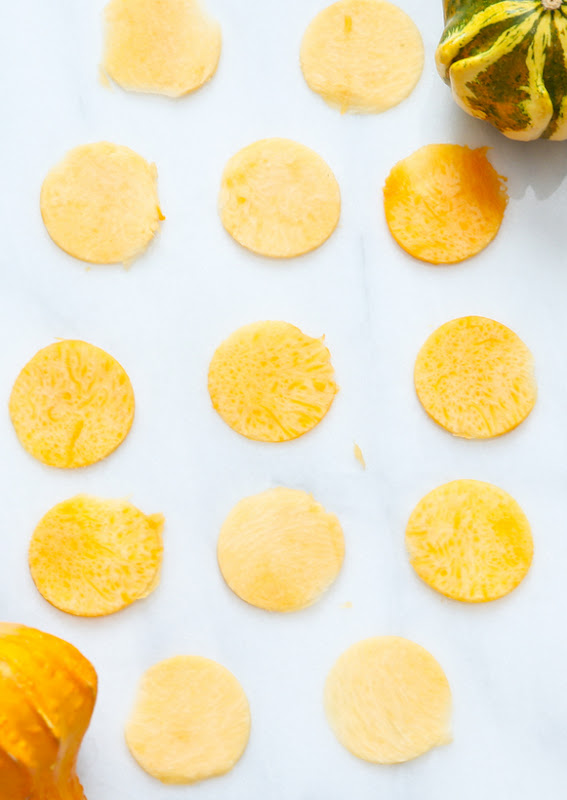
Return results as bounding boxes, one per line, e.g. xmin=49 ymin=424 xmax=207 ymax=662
xmin=406 ymin=480 xmax=533 ymax=602
xmin=126 ymin=656 xmax=250 ymax=784
xmin=29 ymin=495 xmax=164 ymax=617
xmin=383 ymin=144 xmax=508 ymax=264
xmin=218 ymin=487 xmax=345 ymax=612
xmin=414 ymin=316 xmax=536 ymax=439
xmin=437 ymin=0 xmax=567 ymax=141
xmin=104 ymin=0 xmax=222 ymax=97
xmin=41 ymin=142 xmax=163 ymax=264
xmin=9 ymin=340 xmax=135 ymax=468
xmin=300 ymin=0 xmax=424 ymax=114
xmin=208 ymin=321 xmax=337 ymax=442
xmin=219 ymin=138 xmax=340 ymax=258
xmin=324 ymin=637 xmax=452 ymax=764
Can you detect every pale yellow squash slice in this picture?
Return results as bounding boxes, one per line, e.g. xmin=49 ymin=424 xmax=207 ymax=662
xmin=324 ymin=636 xmax=452 ymax=764
xmin=414 ymin=316 xmax=536 ymax=439
xmin=41 ymin=142 xmax=163 ymax=264
xmin=126 ymin=656 xmax=250 ymax=784
xmin=10 ymin=340 xmax=135 ymax=468
xmin=208 ymin=321 xmax=337 ymax=442
xmin=103 ymin=0 xmax=221 ymax=97
xmin=383 ymin=145 xmax=508 ymax=264
xmin=29 ymin=495 xmax=164 ymax=617
xmin=218 ymin=487 xmax=344 ymax=612
xmin=406 ymin=480 xmax=533 ymax=602
xmin=219 ymin=138 xmax=340 ymax=258
xmin=300 ymin=0 xmax=424 ymax=113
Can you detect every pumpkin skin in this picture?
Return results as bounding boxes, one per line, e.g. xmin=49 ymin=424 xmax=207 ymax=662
xmin=436 ymin=0 xmax=567 ymax=140
xmin=0 ymin=623 xmax=97 ymax=799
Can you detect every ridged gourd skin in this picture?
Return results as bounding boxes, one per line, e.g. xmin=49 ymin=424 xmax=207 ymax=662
xmin=208 ymin=321 xmax=338 ymax=442
xmin=9 ymin=340 xmax=135 ymax=469
xmin=406 ymin=480 xmax=533 ymax=602
xmin=437 ymin=0 xmax=567 ymax=140
xmin=0 ymin=623 xmax=97 ymax=800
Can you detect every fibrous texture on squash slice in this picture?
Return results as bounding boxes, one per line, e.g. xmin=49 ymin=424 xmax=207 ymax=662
xmin=437 ymin=0 xmax=567 ymax=141
xmin=0 ymin=623 xmax=97 ymax=800
xmin=218 ymin=487 xmax=345 ymax=612
xmin=41 ymin=141 xmax=163 ymax=264
xmin=10 ymin=339 xmax=135 ymax=468
xmin=415 ymin=316 xmax=536 ymax=439
xmin=29 ymin=495 xmax=164 ymax=617
xmin=300 ymin=0 xmax=424 ymax=113
xmin=406 ymin=480 xmax=533 ymax=603
xmin=324 ymin=636 xmax=452 ymax=764
xmin=126 ymin=656 xmax=250 ymax=784
xmin=383 ymin=144 xmax=508 ymax=264
xmin=219 ymin=138 xmax=340 ymax=258
xmin=208 ymin=321 xmax=337 ymax=442
xmin=103 ymin=0 xmax=221 ymax=97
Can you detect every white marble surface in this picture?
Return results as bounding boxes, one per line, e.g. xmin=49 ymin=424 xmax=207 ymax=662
xmin=2 ymin=0 xmax=567 ymax=797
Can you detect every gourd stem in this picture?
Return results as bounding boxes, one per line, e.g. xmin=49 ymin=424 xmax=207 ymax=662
xmin=542 ymin=0 xmax=562 ymax=10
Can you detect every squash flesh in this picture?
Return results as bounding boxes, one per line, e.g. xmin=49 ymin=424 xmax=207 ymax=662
xmin=219 ymin=138 xmax=340 ymax=258
xmin=9 ymin=340 xmax=135 ymax=469
xmin=300 ymin=0 xmax=424 ymax=113
xmin=414 ymin=316 xmax=536 ymax=439
xmin=208 ymin=321 xmax=337 ymax=442
xmin=406 ymin=480 xmax=533 ymax=602
xmin=217 ymin=487 xmax=345 ymax=612
xmin=40 ymin=142 xmax=163 ymax=264
xmin=324 ymin=637 xmax=452 ymax=764
xmin=29 ymin=495 xmax=164 ymax=617
xmin=125 ymin=656 xmax=250 ymax=784
xmin=104 ymin=0 xmax=221 ymax=97
xmin=383 ymin=144 xmax=508 ymax=265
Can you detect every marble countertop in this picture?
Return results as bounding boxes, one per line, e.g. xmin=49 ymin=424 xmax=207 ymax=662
xmin=2 ymin=1 xmax=567 ymax=797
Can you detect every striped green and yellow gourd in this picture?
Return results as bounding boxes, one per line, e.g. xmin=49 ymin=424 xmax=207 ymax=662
xmin=436 ymin=0 xmax=567 ymax=140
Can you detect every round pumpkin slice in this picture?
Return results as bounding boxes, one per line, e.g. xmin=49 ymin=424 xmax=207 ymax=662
xmin=29 ymin=495 xmax=164 ymax=617
xmin=126 ymin=656 xmax=250 ymax=784
xmin=406 ymin=480 xmax=533 ymax=603
xmin=325 ymin=636 xmax=452 ymax=764
xmin=41 ymin=141 xmax=163 ymax=264
xmin=383 ymin=144 xmax=508 ymax=264
xmin=10 ymin=340 xmax=135 ymax=468
xmin=208 ymin=321 xmax=337 ymax=442
xmin=103 ymin=0 xmax=221 ymax=97
xmin=218 ymin=487 xmax=344 ymax=612
xmin=219 ymin=138 xmax=340 ymax=258
xmin=301 ymin=0 xmax=424 ymax=114
xmin=414 ymin=316 xmax=536 ymax=439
